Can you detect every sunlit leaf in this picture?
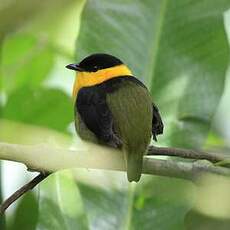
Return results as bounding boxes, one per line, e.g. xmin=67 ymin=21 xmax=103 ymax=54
xmin=0 ymin=0 xmax=78 ymax=36
xmin=185 ymin=175 xmax=230 ymax=230
xmin=2 ymin=33 xmax=54 ymax=93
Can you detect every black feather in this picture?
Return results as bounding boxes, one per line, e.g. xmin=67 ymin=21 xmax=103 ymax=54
xmin=152 ymin=103 xmax=164 ymax=141
xmin=76 ymin=86 xmax=122 ymax=147
xmin=78 ymin=53 xmax=123 ymax=72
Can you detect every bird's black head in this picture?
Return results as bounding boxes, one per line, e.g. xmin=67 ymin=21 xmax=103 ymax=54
xmin=66 ymin=53 xmax=123 ymax=72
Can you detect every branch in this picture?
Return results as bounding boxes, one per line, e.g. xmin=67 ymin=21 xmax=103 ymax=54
xmin=143 ymin=157 xmax=230 ymax=181
xmin=0 ymin=141 xmax=230 ymax=214
xmin=148 ymin=146 xmax=227 ymax=163
xmin=0 ymin=173 xmax=48 ymax=215
xmin=0 ymin=142 xmax=229 ymax=180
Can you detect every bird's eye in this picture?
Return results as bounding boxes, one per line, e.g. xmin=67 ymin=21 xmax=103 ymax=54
xmin=93 ymin=66 xmax=98 ymax=70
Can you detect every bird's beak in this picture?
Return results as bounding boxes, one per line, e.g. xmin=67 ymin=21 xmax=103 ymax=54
xmin=65 ymin=64 xmax=84 ymax=72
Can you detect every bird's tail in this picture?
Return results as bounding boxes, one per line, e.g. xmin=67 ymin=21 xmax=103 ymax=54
xmin=125 ymin=150 xmax=143 ymax=182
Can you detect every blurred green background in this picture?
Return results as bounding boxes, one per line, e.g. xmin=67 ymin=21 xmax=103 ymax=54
xmin=0 ymin=0 xmax=230 ymax=229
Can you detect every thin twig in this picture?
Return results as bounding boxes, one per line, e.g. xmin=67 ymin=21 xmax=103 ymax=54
xmin=143 ymin=157 xmax=230 ymax=181
xmin=0 ymin=173 xmax=48 ymax=215
xmin=148 ymin=146 xmax=227 ymax=163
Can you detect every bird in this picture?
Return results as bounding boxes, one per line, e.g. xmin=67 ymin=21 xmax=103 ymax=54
xmin=66 ymin=53 xmax=163 ymax=182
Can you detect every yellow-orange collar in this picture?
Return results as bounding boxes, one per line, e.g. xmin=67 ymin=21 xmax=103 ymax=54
xmin=72 ymin=64 xmax=132 ymax=98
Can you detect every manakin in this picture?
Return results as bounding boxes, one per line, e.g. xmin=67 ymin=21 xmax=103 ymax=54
xmin=66 ymin=53 xmax=163 ymax=182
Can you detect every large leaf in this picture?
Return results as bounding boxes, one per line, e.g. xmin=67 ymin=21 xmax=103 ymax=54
xmin=36 ymin=171 xmax=88 ymax=230
xmin=71 ymin=1 xmax=230 ymax=230
xmin=3 ymin=87 xmax=72 ymax=133
xmin=76 ymin=0 xmax=230 ymax=148
xmin=77 ymin=176 xmax=194 ymax=230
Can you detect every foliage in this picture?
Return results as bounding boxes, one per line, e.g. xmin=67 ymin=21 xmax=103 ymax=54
xmin=0 ymin=0 xmax=230 ymax=229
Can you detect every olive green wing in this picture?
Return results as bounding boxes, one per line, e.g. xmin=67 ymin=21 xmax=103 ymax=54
xmin=74 ymin=76 xmax=163 ymax=182
xmin=106 ymin=78 xmax=153 ymax=182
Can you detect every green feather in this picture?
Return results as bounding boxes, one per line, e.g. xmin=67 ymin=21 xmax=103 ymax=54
xmin=107 ymin=80 xmax=152 ymax=182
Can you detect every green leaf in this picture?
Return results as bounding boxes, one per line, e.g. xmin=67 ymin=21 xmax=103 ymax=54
xmin=0 ymin=163 xmax=5 ymax=229
xmin=0 ymin=0 xmax=80 ymax=36
xmin=185 ymin=209 xmax=230 ymax=230
xmin=77 ymin=181 xmax=129 ymax=229
xmin=8 ymin=192 xmax=39 ymax=230
xmin=185 ymin=175 xmax=230 ymax=230
xmin=77 ymin=176 xmax=194 ymax=230
xmin=36 ymin=171 xmax=88 ymax=230
xmin=76 ymin=0 xmax=230 ymax=148
xmin=73 ymin=1 xmax=230 ymax=230
xmin=1 ymin=33 xmax=54 ymax=93
xmin=3 ymin=88 xmax=72 ymax=133
xmin=131 ymin=178 xmax=194 ymax=230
